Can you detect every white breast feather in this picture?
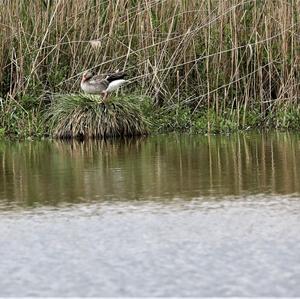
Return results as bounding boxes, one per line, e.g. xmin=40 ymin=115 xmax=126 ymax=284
xmin=106 ymin=79 xmax=126 ymax=92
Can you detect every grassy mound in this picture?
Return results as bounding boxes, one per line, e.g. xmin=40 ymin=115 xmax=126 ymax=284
xmin=45 ymin=94 xmax=149 ymax=139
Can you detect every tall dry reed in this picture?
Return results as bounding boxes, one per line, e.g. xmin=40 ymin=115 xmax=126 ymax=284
xmin=0 ymin=0 xmax=299 ymax=123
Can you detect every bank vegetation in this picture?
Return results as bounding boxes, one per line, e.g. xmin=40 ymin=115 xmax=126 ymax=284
xmin=0 ymin=0 xmax=300 ymax=137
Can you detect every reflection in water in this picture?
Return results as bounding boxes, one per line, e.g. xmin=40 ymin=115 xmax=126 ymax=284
xmin=1 ymin=132 xmax=300 ymax=208
xmin=1 ymin=133 xmax=300 ymax=297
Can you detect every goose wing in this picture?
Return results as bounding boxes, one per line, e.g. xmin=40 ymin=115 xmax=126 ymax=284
xmin=106 ymin=71 xmax=127 ymax=82
xmin=89 ymin=74 xmax=109 ymax=91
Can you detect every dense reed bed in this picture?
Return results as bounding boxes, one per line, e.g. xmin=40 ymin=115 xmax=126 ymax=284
xmin=0 ymin=0 xmax=300 ymax=137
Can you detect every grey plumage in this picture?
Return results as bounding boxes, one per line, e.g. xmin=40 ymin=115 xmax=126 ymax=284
xmin=80 ymin=70 xmax=127 ymax=100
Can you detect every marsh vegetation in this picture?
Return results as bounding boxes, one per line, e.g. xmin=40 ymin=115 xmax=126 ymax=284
xmin=46 ymin=94 xmax=149 ymax=138
xmin=1 ymin=0 xmax=300 ymax=137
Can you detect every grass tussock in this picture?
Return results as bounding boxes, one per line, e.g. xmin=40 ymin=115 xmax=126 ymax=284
xmin=46 ymin=94 xmax=149 ymax=138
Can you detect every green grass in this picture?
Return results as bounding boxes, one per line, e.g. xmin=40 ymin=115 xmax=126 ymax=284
xmin=145 ymin=103 xmax=300 ymax=134
xmin=0 ymin=128 xmax=5 ymax=139
xmin=0 ymin=96 xmax=45 ymax=139
xmin=2 ymin=93 xmax=300 ymax=139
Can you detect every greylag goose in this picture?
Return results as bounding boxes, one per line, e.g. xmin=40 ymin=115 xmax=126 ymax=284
xmin=81 ymin=70 xmax=127 ymax=102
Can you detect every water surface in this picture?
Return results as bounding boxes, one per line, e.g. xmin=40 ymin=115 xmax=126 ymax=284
xmin=0 ymin=133 xmax=300 ymax=296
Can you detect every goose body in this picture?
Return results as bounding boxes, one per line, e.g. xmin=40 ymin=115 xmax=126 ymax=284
xmin=81 ymin=70 xmax=127 ymax=101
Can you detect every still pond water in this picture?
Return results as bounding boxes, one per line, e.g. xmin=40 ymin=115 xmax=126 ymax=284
xmin=0 ymin=132 xmax=300 ymax=296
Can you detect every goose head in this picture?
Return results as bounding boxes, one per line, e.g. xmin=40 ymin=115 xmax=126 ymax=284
xmin=82 ymin=71 xmax=93 ymax=82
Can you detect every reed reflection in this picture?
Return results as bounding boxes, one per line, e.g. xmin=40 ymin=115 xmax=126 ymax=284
xmin=1 ymin=132 xmax=300 ymax=207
